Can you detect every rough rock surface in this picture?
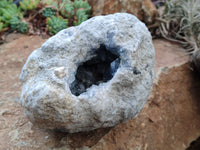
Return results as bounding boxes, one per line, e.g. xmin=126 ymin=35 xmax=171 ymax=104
xmin=19 ymin=13 xmax=155 ymax=133
xmin=88 ymin=0 xmax=158 ymax=24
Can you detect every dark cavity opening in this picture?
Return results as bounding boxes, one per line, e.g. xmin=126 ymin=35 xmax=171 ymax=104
xmin=70 ymin=45 xmax=120 ymax=96
xmin=186 ymin=136 xmax=200 ymax=150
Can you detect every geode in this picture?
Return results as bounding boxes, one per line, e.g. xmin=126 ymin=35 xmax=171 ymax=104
xmin=19 ymin=13 xmax=155 ymax=133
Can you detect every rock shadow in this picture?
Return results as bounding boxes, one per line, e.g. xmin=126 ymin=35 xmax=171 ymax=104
xmin=47 ymin=127 xmax=112 ymax=149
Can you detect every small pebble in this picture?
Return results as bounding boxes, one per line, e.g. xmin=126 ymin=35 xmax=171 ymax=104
xmin=141 ymin=123 xmax=145 ymax=128
xmin=54 ymin=67 xmax=66 ymax=79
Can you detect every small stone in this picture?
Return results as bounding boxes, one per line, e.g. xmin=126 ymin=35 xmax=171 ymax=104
xmin=141 ymin=123 xmax=146 ymax=128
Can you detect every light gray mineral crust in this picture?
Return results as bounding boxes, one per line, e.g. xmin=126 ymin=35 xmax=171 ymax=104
xmin=19 ymin=13 xmax=155 ymax=133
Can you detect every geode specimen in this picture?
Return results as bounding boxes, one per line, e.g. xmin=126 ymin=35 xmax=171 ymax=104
xmin=19 ymin=13 xmax=155 ymax=133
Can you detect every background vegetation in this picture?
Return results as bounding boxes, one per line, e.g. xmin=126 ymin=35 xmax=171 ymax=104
xmin=151 ymin=0 xmax=200 ymax=71
xmin=0 ymin=0 xmax=91 ymax=35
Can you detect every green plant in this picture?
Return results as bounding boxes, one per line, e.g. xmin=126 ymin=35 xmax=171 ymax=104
xmin=74 ymin=0 xmax=91 ymax=14
xmin=42 ymin=7 xmax=57 ymax=17
xmin=0 ymin=0 xmax=91 ymax=37
xmin=0 ymin=3 xmax=23 ymax=27
xmin=17 ymin=21 xmax=29 ymax=33
xmin=0 ymin=22 xmax=3 ymax=32
xmin=10 ymin=16 xmax=20 ymax=30
xmin=158 ymin=0 xmax=200 ymax=51
xmin=0 ymin=0 xmax=13 ymax=9
xmin=59 ymin=0 xmax=91 ymax=25
xmin=47 ymin=16 xmax=68 ymax=35
xmin=0 ymin=0 xmax=28 ymax=33
xmin=20 ymin=0 xmax=40 ymax=11
xmin=10 ymin=16 xmax=29 ymax=33
xmin=155 ymin=0 xmax=200 ymax=70
xmin=43 ymin=0 xmax=91 ymax=34
xmin=59 ymin=0 xmax=74 ymax=18
xmin=74 ymin=9 xmax=88 ymax=26
xmin=41 ymin=0 xmax=54 ymax=5
xmin=73 ymin=0 xmax=91 ymax=25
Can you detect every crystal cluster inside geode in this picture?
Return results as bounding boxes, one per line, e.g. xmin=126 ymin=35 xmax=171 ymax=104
xmin=70 ymin=45 xmax=120 ymax=96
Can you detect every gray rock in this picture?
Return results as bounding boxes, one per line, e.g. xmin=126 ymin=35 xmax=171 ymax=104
xmin=19 ymin=13 xmax=155 ymax=133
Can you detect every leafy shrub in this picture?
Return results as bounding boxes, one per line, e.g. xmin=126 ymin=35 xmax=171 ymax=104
xmin=59 ymin=0 xmax=74 ymax=18
xmin=155 ymin=0 xmax=200 ymax=70
xmin=74 ymin=0 xmax=91 ymax=14
xmin=10 ymin=16 xmax=21 ymax=30
xmin=0 ymin=2 xmax=22 ymax=24
xmin=0 ymin=0 xmax=91 ymax=35
xmin=74 ymin=9 xmax=88 ymax=26
xmin=158 ymin=0 xmax=200 ymax=51
xmin=17 ymin=21 xmax=29 ymax=33
xmin=10 ymin=16 xmax=29 ymax=33
xmin=47 ymin=16 xmax=68 ymax=35
xmin=20 ymin=0 xmax=40 ymax=11
xmin=59 ymin=0 xmax=91 ymax=26
xmin=42 ymin=7 xmax=57 ymax=17
xmin=42 ymin=0 xmax=91 ymax=34
xmin=0 ymin=0 xmax=13 ymax=9
xmin=0 ymin=0 xmax=28 ymax=33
